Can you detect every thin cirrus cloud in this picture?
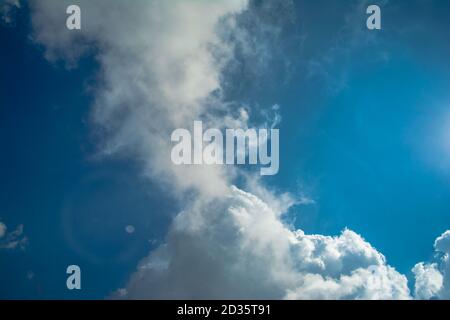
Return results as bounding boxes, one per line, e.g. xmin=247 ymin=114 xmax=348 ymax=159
xmin=21 ymin=0 xmax=450 ymax=299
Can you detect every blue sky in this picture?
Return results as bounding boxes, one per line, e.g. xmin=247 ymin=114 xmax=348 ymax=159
xmin=1 ymin=0 xmax=450 ymax=299
xmin=0 ymin=5 xmax=173 ymax=298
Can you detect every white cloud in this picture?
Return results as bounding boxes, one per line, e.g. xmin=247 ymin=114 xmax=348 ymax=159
xmin=412 ymin=263 xmax=443 ymax=300
xmin=30 ymin=0 xmax=412 ymax=300
xmin=112 ymin=186 xmax=409 ymax=299
xmin=435 ymin=230 xmax=450 ymax=254
xmin=31 ymin=0 xmax=249 ymax=199
xmin=285 ymin=266 xmax=409 ymax=300
xmin=413 ymin=231 xmax=450 ymax=299
xmin=435 ymin=231 xmax=450 ymax=299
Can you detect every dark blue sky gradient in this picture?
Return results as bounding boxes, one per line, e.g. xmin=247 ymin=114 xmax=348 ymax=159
xmin=0 ymin=8 xmax=172 ymax=298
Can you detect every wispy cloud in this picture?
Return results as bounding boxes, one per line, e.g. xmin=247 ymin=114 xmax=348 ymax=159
xmin=0 ymin=221 xmax=28 ymax=250
xmin=1 ymin=0 xmax=21 ymax=25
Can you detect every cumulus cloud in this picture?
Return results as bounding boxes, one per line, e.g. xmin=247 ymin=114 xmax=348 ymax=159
xmin=412 ymin=263 xmax=443 ymax=300
xmin=413 ymin=230 xmax=450 ymax=299
xmin=114 ymin=186 xmax=409 ymax=299
xmin=0 ymin=222 xmax=28 ymax=250
xmin=30 ymin=0 xmax=412 ymax=299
